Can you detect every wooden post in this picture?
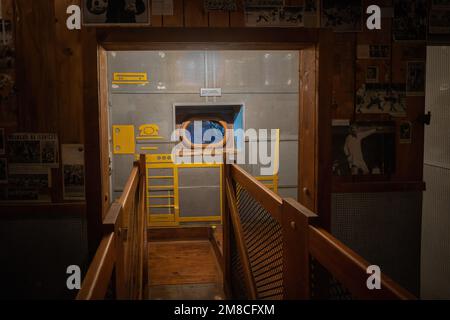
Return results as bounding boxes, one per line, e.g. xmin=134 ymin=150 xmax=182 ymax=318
xmin=222 ymin=164 xmax=232 ymax=298
xmin=140 ymin=154 xmax=149 ymax=298
xmin=282 ymin=198 xmax=317 ymax=299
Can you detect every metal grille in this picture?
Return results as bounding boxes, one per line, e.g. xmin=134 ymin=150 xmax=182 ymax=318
xmin=309 ymin=257 xmax=352 ymax=300
xmin=235 ymin=183 xmax=284 ymax=300
xmin=230 ymin=227 xmax=250 ymax=300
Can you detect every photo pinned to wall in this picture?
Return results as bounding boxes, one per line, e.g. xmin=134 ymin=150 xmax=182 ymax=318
xmin=0 ymin=128 xmax=4 ymax=154
xmin=366 ymin=66 xmax=379 ymax=83
xmin=406 ymin=61 xmax=425 ymax=96
xmin=393 ymin=0 xmax=427 ymax=41
xmin=0 ymin=158 xmax=7 ymax=183
xmin=429 ymin=1 xmax=450 ymax=35
xmin=321 ymin=0 xmax=362 ymax=32
xmin=7 ymin=133 xmax=59 ymax=168
xmin=399 ymin=121 xmax=412 ymax=144
xmin=1 ymin=165 xmax=51 ymax=202
xmin=356 ymin=83 xmax=407 ymax=116
xmin=357 ymin=45 xmax=391 ymax=60
xmin=245 ymin=5 xmax=304 ymax=27
xmin=62 ymin=144 xmax=86 ymax=201
xmin=204 ymin=0 xmax=237 ymax=11
xmin=82 ymin=0 xmax=150 ymax=26
xmin=332 ymin=121 xmax=396 ymax=176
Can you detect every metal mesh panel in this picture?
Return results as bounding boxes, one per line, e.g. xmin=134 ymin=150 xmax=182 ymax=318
xmin=230 ymin=227 xmax=250 ymax=300
xmin=235 ymin=183 xmax=284 ymax=300
xmin=309 ymin=257 xmax=353 ymax=300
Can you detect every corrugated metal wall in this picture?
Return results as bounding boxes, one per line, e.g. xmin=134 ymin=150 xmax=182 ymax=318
xmin=421 ymin=46 xmax=450 ymax=299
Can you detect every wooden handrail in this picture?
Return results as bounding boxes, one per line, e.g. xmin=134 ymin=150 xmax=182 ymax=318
xmin=230 ymin=164 xmax=283 ymax=223
xmin=76 ymin=233 xmax=115 ymax=300
xmin=225 ymin=176 xmax=258 ymax=300
xmin=308 ymin=226 xmax=416 ymax=300
xmin=77 ymin=156 xmax=148 ymax=300
xmin=225 ymin=164 xmax=416 ymax=300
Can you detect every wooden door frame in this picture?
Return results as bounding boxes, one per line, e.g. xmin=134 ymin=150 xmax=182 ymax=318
xmin=82 ymin=27 xmax=333 ymax=253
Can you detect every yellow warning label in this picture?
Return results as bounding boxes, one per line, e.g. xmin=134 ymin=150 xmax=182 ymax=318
xmin=112 ymin=72 xmax=149 ymax=84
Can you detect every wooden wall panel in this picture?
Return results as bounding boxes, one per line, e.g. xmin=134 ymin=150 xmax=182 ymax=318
xmin=184 ymin=0 xmax=208 ymax=27
xmin=162 ymin=0 xmax=184 ymax=27
xmin=14 ymin=0 xmax=58 ymax=132
xmin=208 ymin=11 xmax=230 ymax=27
xmin=54 ymin=0 xmax=84 ymax=144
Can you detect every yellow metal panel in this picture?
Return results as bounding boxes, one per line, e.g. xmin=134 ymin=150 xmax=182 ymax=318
xmin=112 ymin=72 xmax=149 ymax=84
xmin=112 ymin=125 xmax=135 ymax=154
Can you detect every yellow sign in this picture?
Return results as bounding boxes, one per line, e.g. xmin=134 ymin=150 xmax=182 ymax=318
xmin=136 ymin=124 xmax=163 ymax=140
xmin=112 ymin=72 xmax=149 ymax=85
xmin=112 ymin=125 xmax=135 ymax=154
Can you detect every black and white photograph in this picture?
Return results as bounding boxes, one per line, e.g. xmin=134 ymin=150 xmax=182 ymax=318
xmin=406 ymin=61 xmax=426 ymax=96
xmin=0 ymin=158 xmax=7 ymax=183
xmin=245 ymin=6 xmax=304 ymax=27
xmin=321 ymin=0 xmax=362 ymax=32
xmin=356 ymin=83 xmax=407 ymax=116
xmin=393 ymin=0 xmax=427 ymax=41
xmin=62 ymin=144 xmax=86 ymax=200
xmin=0 ymin=128 xmax=4 ymax=155
xmin=63 ymin=165 xmax=86 ymax=200
xmin=366 ymin=66 xmax=379 ymax=83
xmin=279 ymin=6 xmax=304 ymax=26
xmin=332 ymin=122 xmax=396 ymax=176
xmin=399 ymin=121 xmax=412 ymax=144
xmin=82 ymin=0 xmax=150 ymax=26
xmin=357 ymin=45 xmax=391 ymax=59
xmin=429 ymin=9 xmax=450 ymax=34
xmin=7 ymin=133 xmax=59 ymax=167
xmin=204 ymin=0 xmax=237 ymax=11
xmin=1 ymin=166 xmax=51 ymax=202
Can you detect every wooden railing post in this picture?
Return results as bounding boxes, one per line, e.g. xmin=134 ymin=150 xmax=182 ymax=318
xmin=282 ymin=198 xmax=317 ymax=300
xmin=139 ymin=154 xmax=149 ymax=299
xmin=222 ymin=164 xmax=232 ymax=298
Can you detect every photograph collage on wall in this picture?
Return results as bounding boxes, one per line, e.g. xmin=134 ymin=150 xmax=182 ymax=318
xmin=321 ymin=0 xmax=362 ymax=32
xmin=356 ymin=83 xmax=407 ymax=116
xmin=0 ymin=133 xmax=58 ymax=202
xmin=393 ymin=0 xmax=427 ymax=41
xmin=429 ymin=0 xmax=450 ymax=34
xmin=82 ymin=0 xmax=151 ymax=25
xmin=0 ymin=16 xmax=16 ymax=126
xmin=7 ymin=133 xmax=59 ymax=167
xmin=332 ymin=121 xmax=396 ymax=177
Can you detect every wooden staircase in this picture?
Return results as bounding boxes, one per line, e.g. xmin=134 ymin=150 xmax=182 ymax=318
xmin=77 ymin=156 xmax=416 ymax=300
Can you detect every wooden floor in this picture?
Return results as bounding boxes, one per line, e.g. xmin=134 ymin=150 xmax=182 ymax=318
xmin=148 ymin=240 xmax=225 ymax=300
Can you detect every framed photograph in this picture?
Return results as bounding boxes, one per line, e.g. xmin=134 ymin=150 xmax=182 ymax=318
xmin=0 ymin=128 xmax=4 ymax=155
xmin=399 ymin=121 xmax=412 ymax=144
xmin=366 ymin=66 xmax=379 ymax=83
xmin=406 ymin=61 xmax=425 ymax=96
xmin=332 ymin=122 xmax=396 ymax=176
xmin=82 ymin=0 xmax=150 ymax=26
xmin=357 ymin=45 xmax=391 ymax=60
xmin=245 ymin=6 xmax=304 ymax=27
xmin=356 ymin=83 xmax=407 ymax=116
xmin=1 ymin=166 xmax=51 ymax=203
xmin=393 ymin=0 xmax=427 ymax=41
xmin=0 ymin=158 xmax=7 ymax=184
xmin=321 ymin=0 xmax=362 ymax=32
